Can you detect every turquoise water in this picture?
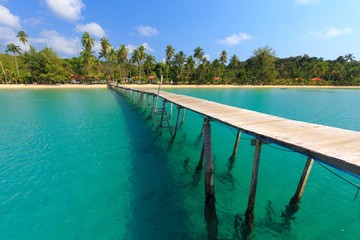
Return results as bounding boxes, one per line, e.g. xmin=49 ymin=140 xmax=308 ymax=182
xmin=0 ymin=87 xmax=359 ymax=239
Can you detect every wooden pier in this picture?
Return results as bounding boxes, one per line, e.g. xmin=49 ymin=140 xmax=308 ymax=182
xmin=109 ymin=84 xmax=360 ymax=238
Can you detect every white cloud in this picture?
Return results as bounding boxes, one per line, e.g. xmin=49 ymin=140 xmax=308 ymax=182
xmin=308 ymin=27 xmax=353 ymax=40
xmin=294 ymin=0 xmax=319 ymax=5
xmin=34 ymin=30 xmax=79 ymax=55
xmin=0 ymin=26 xmax=17 ymax=42
xmin=126 ymin=43 xmax=154 ymax=54
xmin=136 ymin=25 xmax=159 ymax=36
xmin=0 ymin=5 xmax=21 ymax=29
xmin=45 ymin=0 xmax=84 ymax=22
xmin=216 ymin=33 xmax=252 ymax=46
xmin=75 ymin=22 xmax=105 ymax=38
xmin=23 ymin=17 xmax=44 ymax=27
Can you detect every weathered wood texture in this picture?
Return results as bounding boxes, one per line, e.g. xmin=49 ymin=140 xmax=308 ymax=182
xmin=111 ymin=85 xmax=360 ymax=176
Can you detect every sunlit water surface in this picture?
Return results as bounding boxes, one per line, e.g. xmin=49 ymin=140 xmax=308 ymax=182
xmin=0 ymin=87 xmax=359 ymax=239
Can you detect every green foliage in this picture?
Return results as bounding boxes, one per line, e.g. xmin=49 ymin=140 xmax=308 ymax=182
xmin=2 ymin=31 xmax=360 ymax=85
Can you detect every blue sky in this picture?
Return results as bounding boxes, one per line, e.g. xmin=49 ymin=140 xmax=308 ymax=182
xmin=0 ymin=0 xmax=359 ymax=62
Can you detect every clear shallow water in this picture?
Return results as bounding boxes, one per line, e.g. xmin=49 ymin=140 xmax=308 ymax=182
xmin=0 ymin=87 xmax=359 ymax=239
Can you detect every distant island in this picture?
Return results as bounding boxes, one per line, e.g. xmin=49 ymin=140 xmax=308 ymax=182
xmin=1 ymin=31 xmax=359 ymax=86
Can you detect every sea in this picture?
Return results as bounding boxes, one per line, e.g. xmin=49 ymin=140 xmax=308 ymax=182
xmin=0 ymin=87 xmax=359 ymax=240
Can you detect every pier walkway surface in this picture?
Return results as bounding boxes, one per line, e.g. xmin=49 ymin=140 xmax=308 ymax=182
xmin=111 ymin=85 xmax=360 ymax=176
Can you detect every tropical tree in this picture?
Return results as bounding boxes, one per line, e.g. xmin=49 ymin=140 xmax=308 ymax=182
xmin=165 ymin=45 xmax=175 ymax=82
xmin=173 ymin=51 xmax=186 ymax=81
xmin=108 ymin=47 xmax=117 ymax=81
xmin=99 ymin=37 xmax=111 ymax=78
xmin=137 ymin=45 xmax=146 ymax=78
xmin=247 ymin=46 xmax=277 ymax=84
xmin=185 ymin=55 xmax=195 ymax=80
xmin=193 ymin=46 xmax=204 ymax=67
xmin=117 ymin=44 xmax=129 ymax=80
xmin=220 ymin=50 xmax=227 ymax=65
xmin=80 ymin=32 xmax=95 ymax=78
xmin=144 ymin=54 xmax=156 ymax=77
xmin=6 ymin=43 xmax=21 ymax=81
xmin=0 ymin=44 xmax=8 ymax=83
xmin=17 ymin=30 xmax=29 ymax=53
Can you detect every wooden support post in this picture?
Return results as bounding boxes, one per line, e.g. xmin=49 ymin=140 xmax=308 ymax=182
xmin=172 ymin=106 xmax=182 ymax=140
xmin=170 ymin=103 xmax=173 ymax=117
xmin=291 ymin=157 xmax=314 ymax=204
xmin=204 ymin=118 xmax=214 ymax=202
xmin=181 ymin=108 xmax=186 ymax=124
xmin=159 ymin=99 xmax=166 ymax=128
xmin=203 ymin=118 xmax=218 ymax=239
xmin=245 ymin=138 xmax=262 ymax=232
xmin=231 ymin=130 xmax=242 ymax=158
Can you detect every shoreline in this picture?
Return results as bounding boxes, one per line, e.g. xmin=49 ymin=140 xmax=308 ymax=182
xmin=0 ymin=84 xmax=108 ymax=89
xmin=1 ymin=83 xmax=360 ymax=89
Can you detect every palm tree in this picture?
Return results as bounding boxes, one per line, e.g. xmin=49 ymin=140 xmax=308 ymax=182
xmin=173 ymin=51 xmax=186 ymax=81
xmin=107 ymin=47 xmax=117 ymax=81
xmin=165 ymin=45 xmax=175 ymax=82
xmin=117 ymin=44 xmax=129 ymax=81
xmin=220 ymin=50 xmax=227 ymax=65
xmin=144 ymin=54 xmax=156 ymax=77
xmin=81 ymin=32 xmax=95 ymax=78
xmin=0 ymin=44 xmax=8 ymax=83
xmin=6 ymin=43 xmax=21 ymax=81
xmin=194 ymin=46 xmax=204 ymax=81
xmin=17 ymin=30 xmax=29 ymax=53
xmin=193 ymin=46 xmax=204 ymax=67
xmin=131 ymin=49 xmax=140 ymax=80
xmin=185 ymin=56 xmax=195 ymax=80
xmin=99 ymin=37 xmax=111 ymax=78
xmin=137 ymin=45 xmax=146 ymax=78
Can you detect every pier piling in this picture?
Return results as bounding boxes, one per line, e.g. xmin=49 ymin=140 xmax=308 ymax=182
xmin=245 ymin=138 xmax=262 ymax=232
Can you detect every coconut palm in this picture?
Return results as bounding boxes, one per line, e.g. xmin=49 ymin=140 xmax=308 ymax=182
xmin=6 ymin=43 xmax=21 ymax=81
xmin=107 ymin=47 xmax=117 ymax=81
xmin=185 ymin=55 xmax=195 ymax=80
xmin=80 ymin=32 xmax=95 ymax=78
xmin=137 ymin=45 xmax=146 ymax=78
xmin=220 ymin=50 xmax=227 ymax=65
xmin=17 ymin=30 xmax=29 ymax=53
xmin=144 ymin=54 xmax=156 ymax=77
xmin=165 ymin=45 xmax=175 ymax=81
xmin=99 ymin=37 xmax=111 ymax=78
xmin=193 ymin=46 xmax=204 ymax=67
xmin=0 ymin=44 xmax=8 ymax=83
xmin=117 ymin=44 xmax=129 ymax=79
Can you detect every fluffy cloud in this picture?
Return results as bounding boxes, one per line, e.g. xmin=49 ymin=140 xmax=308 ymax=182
xmin=0 ymin=5 xmax=21 ymax=29
xmin=216 ymin=32 xmax=252 ymax=46
xmin=0 ymin=26 xmax=17 ymax=42
xmin=33 ymin=30 xmax=79 ymax=55
xmin=308 ymin=27 xmax=353 ymax=40
xmin=75 ymin=22 xmax=106 ymax=38
xmin=294 ymin=0 xmax=319 ymax=5
xmin=126 ymin=43 xmax=154 ymax=54
xmin=45 ymin=0 xmax=84 ymax=22
xmin=23 ymin=17 xmax=44 ymax=27
xmin=136 ymin=25 xmax=159 ymax=37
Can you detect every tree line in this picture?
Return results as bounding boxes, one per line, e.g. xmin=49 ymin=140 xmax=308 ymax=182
xmin=1 ymin=31 xmax=360 ymax=85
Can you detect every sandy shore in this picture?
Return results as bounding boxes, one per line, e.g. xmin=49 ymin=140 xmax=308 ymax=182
xmin=1 ymin=84 xmax=359 ymax=89
xmin=120 ymin=84 xmax=360 ymax=89
xmin=0 ymin=84 xmax=108 ymax=89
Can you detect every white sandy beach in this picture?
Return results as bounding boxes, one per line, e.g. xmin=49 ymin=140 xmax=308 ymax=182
xmin=0 ymin=84 xmax=359 ymax=89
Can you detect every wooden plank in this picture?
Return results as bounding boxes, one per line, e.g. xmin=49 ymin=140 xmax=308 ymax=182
xmin=111 ymin=85 xmax=360 ymax=176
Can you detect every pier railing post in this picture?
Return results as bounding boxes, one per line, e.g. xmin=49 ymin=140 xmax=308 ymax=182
xmin=245 ymin=138 xmax=262 ymax=232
